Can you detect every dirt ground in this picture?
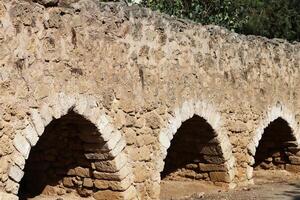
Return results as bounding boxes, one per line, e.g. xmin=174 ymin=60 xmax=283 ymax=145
xmin=160 ymin=170 xmax=300 ymax=200
xmin=25 ymin=170 xmax=300 ymax=200
xmin=27 ymin=194 xmax=94 ymax=200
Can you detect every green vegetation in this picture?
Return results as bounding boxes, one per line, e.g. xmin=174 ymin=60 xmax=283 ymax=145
xmin=139 ymin=0 xmax=300 ymax=42
xmin=101 ymin=0 xmax=300 ymax=41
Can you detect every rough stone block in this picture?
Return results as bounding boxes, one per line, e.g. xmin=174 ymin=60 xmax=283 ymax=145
xmin=159 ymin=133 xmax=170 ymax=149
xmin=39 ymin=104 xmax=53 ymax=126
xmin=95 ymin=175 xmax=133 ymax=191
xmin=13 ymin=133 xmax=31 ymax=159
xmin=30 ymin=109 xmax=45 ymax=136
xmin=86 ymin=138 xmax=126 ymax=160
xmin=63 ymin=177 xmax=74 ymax=187
xmin=93 ymin=165 xmax=131 ymax=181
xmin=133 ymin=164 xmax=149 ymax=183
xmin=83 ymin=178 xmax=93 ymax=188
xmin=12 ymin=152 xmax=25 ymax=170
xmin=74 ymin=97 xmax=88 ymax=115
xmin=94 ymin=179 xmax=109 ymax=190
xmin=203 ymin=155 xmax=225 ymax=164
xmin=246 ymin=166 xmax=253 ymax=180
xmin=24 ymin=124 xmax=39 ymax=146
xmin=102 ymin=131 xmax=122 ymax=152
xmin=93 ymin=190 xmax=125 ymax=200
xmin=0 ymin=192 xmax=18 ymax=200
xmin=5 ymin=179 xmax=19 ymax=194
xmin=199 ymin=145 xmax=222 ymax=156
xmin=185 ymin=163 xmax=198 ymax=170
xmin=199 ymin=163 xmax=226 ymax=172
xmin=74 ymin=166 xmax=91 ymax=177
xmin=93 ymin=185 xmax=136 ymax=200
xmin=209 ymin=171 xmax=231 ymax=183
xmin=94 ymin=154 xmax=127 ymax=173
xmin=8 ymin=165 xmax=24 ymax=182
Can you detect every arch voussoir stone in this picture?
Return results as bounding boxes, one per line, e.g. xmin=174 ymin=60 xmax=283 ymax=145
xmin=13 ymin=134 xmax=31 ymax=160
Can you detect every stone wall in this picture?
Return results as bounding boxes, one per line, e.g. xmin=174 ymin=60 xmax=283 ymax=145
xmin=0 ymin=0 xmax=299 ymax=199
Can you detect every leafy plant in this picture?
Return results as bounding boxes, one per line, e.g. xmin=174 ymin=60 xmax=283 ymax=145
xmin=100 ymin=0 xmax=300 ymax=41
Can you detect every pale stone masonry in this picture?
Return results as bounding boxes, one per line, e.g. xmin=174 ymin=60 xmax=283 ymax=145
xmin=0 ymin=0 xmax=300 ymax=199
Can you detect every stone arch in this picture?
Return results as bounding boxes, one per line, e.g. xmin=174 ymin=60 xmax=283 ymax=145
xmin=8 ymin=93 xmax=137 ymax=199
xmin=158 ymin=100 xmax=236 ymax=190
xmin=247 ymin=104 xmax=300 ymax=181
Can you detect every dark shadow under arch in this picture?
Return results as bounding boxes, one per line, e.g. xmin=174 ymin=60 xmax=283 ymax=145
xmin=161 ymin=115 xmax=227 ymax=182
xmin=254 ymin=117 xmax=297 ymax=170
xmin=18 ymin=111 xmax=104 ymax=199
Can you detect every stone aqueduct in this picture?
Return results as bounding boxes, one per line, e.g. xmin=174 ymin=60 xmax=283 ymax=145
xmin=0 ymin=0 xmax=300 ymax=199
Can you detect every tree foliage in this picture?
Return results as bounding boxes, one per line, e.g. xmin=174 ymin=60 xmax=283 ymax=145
xmin=138 ymin=0 xmax=300 ymax=42
xmin=99 ymin=0 xmax=300 ymax=41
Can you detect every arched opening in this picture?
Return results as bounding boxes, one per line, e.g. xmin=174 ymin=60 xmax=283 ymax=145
xmin=253 ymin=117 xmax=300 ymax=179
xmin=161 ymin=115 xmax=231 ymax=199
xmin=18 ymin=111 xmax=106 ymax=199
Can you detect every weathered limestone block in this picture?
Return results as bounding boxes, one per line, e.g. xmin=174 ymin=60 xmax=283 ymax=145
xmin=133 ymin=163 xmax=150 ymax=183
xmin=93 ymin=165 xmax=131 ymax=181
xmin=186 ymin=163 xmax=198 ymax=170
xmin=24 ymin=124 xmax=39 ymax=146
xmin=30 ymin=109 xmax=45 ymax=136
xmin=74 ymin=97 xmax=88 ymax=115
xmin=94 ymin=174 xmax=133 ymax=191
xmin=0 ymin=192 xmax=18 ymax=200
xmin=94 ymin=154 xmax=127 ymax=173
xmin=114 ymin=110 xmax=127 ymax=129
xmin=209 ymin=171 xmax=233 ymax=183
xmin=145 ymin=111 xmax=162 ymax=129
xmin=199 ymin=145 xmax=222 ymax=156
xmin=85 ymin=138 xmax=126 ymax=160
xmin=63 ymin=177 xmax=74 ymax=187
xmin=5 ymin=179 xmax=19 ymax=194
xmin=203 ymin=155 xmax=225 ymax=164
xmin=39 ymin=104 xmax=53 ymax=126
xmin=225 ymin=156 xmax=235 ymax=170
xmin=0 ymin=157 xmax=9 ymax=183
xmin=102 ymin=131 xmax=122 ymax=152
xmin=199 ymin=163 xmax=226 ymax=172
xmin=127 ymin=145 xmax=151 ymax=161
xmin=13 ymin=134 xmax=31 ymax=159
xmin=246 ymin=166 xmax=253 ymax=180
xmin=159 ymin=133 xmax=170 ymax=149
xmin=74 ymin=166 xmax=91 ymax=177
xmin=8 ymin=165 xmax=24 ymax=182
xmin=93 ymin=185 xmax=136 ymax=200
xmin=83 ymin=178 xmax=93 ymax=188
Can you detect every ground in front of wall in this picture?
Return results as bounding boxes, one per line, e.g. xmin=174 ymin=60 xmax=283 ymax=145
xmin=26 ymin=192 xmax=94 ymax=200
xmin=161 ymin=170 xmax=300 ymax=200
